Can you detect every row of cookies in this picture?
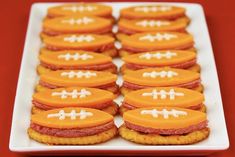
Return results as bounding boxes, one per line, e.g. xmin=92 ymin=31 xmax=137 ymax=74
xmin=117 ymin=5 xmax=209 ymax=144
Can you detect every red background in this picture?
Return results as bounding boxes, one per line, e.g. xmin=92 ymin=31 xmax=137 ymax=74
xmin=0 ymin=0 xmax=234 ymax=156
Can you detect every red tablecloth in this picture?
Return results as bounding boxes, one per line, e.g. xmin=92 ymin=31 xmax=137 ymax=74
xmin=1 ymin=0 xmax=234 ymax=156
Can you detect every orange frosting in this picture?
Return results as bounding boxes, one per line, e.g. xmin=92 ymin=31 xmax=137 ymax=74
xmin=47 ymin=3 xmax=112 ymax=18
xmin=31 ymin=107 xmax=113 ymax=129
xmin=120 ymin=32 xmax=194 ymax=50
xmin=124 ymin=87 xmax=204 ymax=108
xmin=123 ymin=107 xmax=207 ymax=129
xmin=123 ymin=67 xmax=200 ymax=86
xmin=39 ymin=50 xmax=112 ymax=66
xmin=43 ymin=34 xmax=114 ymax=49
xmin=33 ymin=87 xmax=114 ymax=108
xmin=43 ymin=15 xmax=112 ymax=33
xmin=118 ymin=18 xmax=188 ymax=32
xmin=120 ymin=5 xmax=185 ymax=19
xmin=122 ymin=50 xmax=196 ymax=66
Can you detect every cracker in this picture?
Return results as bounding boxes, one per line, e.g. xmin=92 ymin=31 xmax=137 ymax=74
xmin=119 ymin=125 xmax=209 ymax=145
xmin=28 ymin=126 xmax=117 ymax=145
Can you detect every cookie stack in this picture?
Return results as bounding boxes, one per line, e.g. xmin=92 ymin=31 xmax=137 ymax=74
xmin=28 ymin=3 xmax=210 ymax=146
xmin=28 ymin=3 xmax=119 ymax=145
xmin=118 ymin=5 xmax=209 ymax=145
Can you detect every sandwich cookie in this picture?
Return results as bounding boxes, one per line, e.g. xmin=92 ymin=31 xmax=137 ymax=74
xmin=43 ymin=34 xmax=117 ymax=57
xmin=41 ymin=15 xmax=113 ymax=39
xmin=120 ymin=5 xmax=187 ymax=20
xmin=28 ymin=107 xmax=117 ymax=145
xmin=37 ymin=49 xmax=117 ymax=75
xmin=36 ymin=70 xmax=119 ymax=96
xmin=47 ymin=3 xmax=113 ymax=20
xmin=121 ymin=50 xmax=200 ymax=74
xmin=121 ymin=67 xmax=203 ymax=95
xmin=118 ymin=17 xmax=189 ymax=35
xmin=32 ymin=87 xmax=118 ymax=115
xmin=120 ymin=87 xmax=206 ymax=115
xmin=118 ymin=32 xmax=195 ymax=57
xmin=119 ymin=107 xmax=209 ymax=145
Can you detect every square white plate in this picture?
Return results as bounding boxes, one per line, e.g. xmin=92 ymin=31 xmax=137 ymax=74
xmin=9 ymin=2 xmax=229 ymax=156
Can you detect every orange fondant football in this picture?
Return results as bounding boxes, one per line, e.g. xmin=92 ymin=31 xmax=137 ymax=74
xmin=124 ymin=87 xmax=204 ymax=108
xmin=122 ymin=50 xmax=196 ymax=66
xmin=47 ymin=3 xmax=112 ymax=18
xmin=120 ymin=32 xmax=194 ymax=51
xmin=39 ymin=49 xmax=112 ymax=66
xmin=118 ymin=18 xmax=188 ymax=33
xmin=123 ymin=107 xmax=207 ymax=129
xmin=40 ymin=70 xmax=117 ymax=87
xmin=120 ymin=5 xmax=186 ymax=20
xmin=31 ymin=107 xmax=113 ymax=129
xmin=123 ymin=67 xmax=200 ymax=86
xmin=33 ymin=87 xmax=114 ymax=108
xmin=43 ymin=15 xmax=112 ymax=34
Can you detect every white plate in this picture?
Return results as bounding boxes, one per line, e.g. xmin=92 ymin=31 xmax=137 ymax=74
xmin=9 ymin=2 xmax=229 ymax=155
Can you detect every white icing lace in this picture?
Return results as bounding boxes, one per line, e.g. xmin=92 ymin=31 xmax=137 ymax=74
xmin=136 ymin=20 xmax=170 ymax=27
xmin=142 ymin=89 xmax=184 ymax=100
xmin=47 ymin=109 xmax=93 ymax=120
xmin=58 ymin=53 xmax=93 ymax=61
xmin=64 ymin=35 xmax=94 ymax=43
xmin=141 ymin=109 xmax=187 ymax=119
xmin=62 ymin=6 xmax=97 ymax=12
xmin=139 ymin=51 xmax=177 ymax=59
xmin=139 ymin=33 xmax=177 ymax=42
xmin=143 ymin=70 xmax=178 ymax=78
xmin=51 ymin=89 xmax=91 ymax=99
xmin=134 ymin=6 xmax=172 ymax=13
xmin=61 ymin=71 xmax=97 ymax=78
xmin=61 ymin=17 xmax=94 ymax=25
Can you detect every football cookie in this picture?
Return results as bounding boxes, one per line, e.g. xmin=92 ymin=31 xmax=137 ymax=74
xmin=120 ymin=5 xmax=187 ymax=20
xmin=43 ymin=34 xmax=117 ymax=57
xmin=41 ymin=15 xmax=113 ymax=38
xmin=121 ymin=50 xmax=200 ymax=74
xmin=119 ymin=107 xmax=209 ymax=145
xmin=118 ymin=17 xmax=189 ymax=35
xmin=118 ymin=32 xmax=194 ymax=54
xmin=28 ymin=107 xmax=117 ymax=145
xmin=121 ymin=67 xmax=203 ymax=95
xmin=36 ymin=70 xmax=119 ymax=96
xmin=37 ymin=49 xmax=117 ymax=75
xmin=32 ymin=87 xmax=118 ymax=115
xmin=47 ymin=3 xmax=113 ymax=19
xmin=119 ymin=87 xmax=206 ymax=115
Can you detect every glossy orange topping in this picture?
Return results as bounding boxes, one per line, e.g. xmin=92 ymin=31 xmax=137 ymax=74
xmin=120 ymin=5 xmax=185 ymax=19
xmin=31 ymin=107 xmax=113 ymax=129
xmin=120 ymin=32 xmax=194 ymax=50
xmin=123 ymin=107 xmax=207 ymax=129
xmin=123 ymin=67 xmax=200 ymax=86
xmin=43 ymin=15 xmax=112 ymax=33
xmin=33 ymin=87 xmax=114 ymax=108
xmin=122 ymin=50 xmax=196 ymax=66
xmin=124 ymin=87 xmax=204 ymax=108
xmin=47 ymin=3 xmax=112 ymax=18
xmin=43 ymin=34 xmax=114 ymax=49
xmin=40 ymin=70 xmax=117 ymax=87
xmin=118 ymin=18 xmax=188 ymax=32
xmin=39 ymin=50 xmax=112 ymax=66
